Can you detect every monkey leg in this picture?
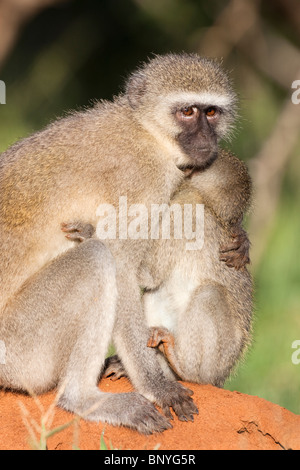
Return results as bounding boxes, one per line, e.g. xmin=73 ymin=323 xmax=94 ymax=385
xmin=62 ymin=222 xmax=198 ymax=422
xmin=0 ymin=239 xmax=171 ymax=434
xmin=175 ymin=283 xmax=245 ymax=387
xmin=147 ymin=326 xmax=185 ymax=379
xmin=112 ymin=263 xmax=198 ymax=422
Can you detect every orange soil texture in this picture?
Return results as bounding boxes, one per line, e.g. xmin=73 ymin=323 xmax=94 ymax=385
xmin=0 ymin=377 xmax=299 ymax=450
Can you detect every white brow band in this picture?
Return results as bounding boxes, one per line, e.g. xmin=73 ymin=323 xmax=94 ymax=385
xmin=164 ymin=91 xmax=234 ymax=108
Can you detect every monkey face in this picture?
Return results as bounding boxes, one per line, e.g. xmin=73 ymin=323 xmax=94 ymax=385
xmin=126 ymin=54 xmax=237 ymax=171
xmin=174 ymin=104 xmax=222 ymax=169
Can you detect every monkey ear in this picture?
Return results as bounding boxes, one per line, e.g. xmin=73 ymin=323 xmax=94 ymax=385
xmin=126 ymin=72 xmax=147 ymax=109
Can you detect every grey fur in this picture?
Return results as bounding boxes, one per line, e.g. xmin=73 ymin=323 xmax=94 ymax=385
xmin=0 ymin=53 xmax=238 ymax=432
xmin=105 ymin=150 xmax=253 ymax=387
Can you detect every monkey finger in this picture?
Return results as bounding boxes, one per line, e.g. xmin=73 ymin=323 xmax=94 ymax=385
xmin=61 ymin=222 xmax=79 ymax=232
xmin=219 ymin=240 xmax=241 ymax=253
xmin=219 ymin=250 xmax=250 ymax=270
xmin=65 ymin=233 xmax=85 ymax=242
xmin=220 ymin=256 xmax=240 ymax=269
xmin=61 ymin=221 xmax=95 ymax=240
xmin=219 ymin=252 xmax=234 ymax=262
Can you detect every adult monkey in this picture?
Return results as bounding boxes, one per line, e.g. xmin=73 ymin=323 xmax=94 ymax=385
xmin=0 ymin=53 xmax=237 ymax=433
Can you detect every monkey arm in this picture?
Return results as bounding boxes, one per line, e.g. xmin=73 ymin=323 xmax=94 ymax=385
xmin=110 ymin=262 xmax=198 ymax=422
xmin=184 ymin=150 xmax=252 ymax=270
xmin=188 ymin=150 xmax=252 ymax=227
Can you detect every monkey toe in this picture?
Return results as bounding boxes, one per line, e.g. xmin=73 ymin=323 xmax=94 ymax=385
xmin=103 ymin=369 xmax=126 ymax=381
xmin=147 ymin=326 xmax=173 ymax=349
xmin=157 ymin=381 xmax=198 ymax=422
xmin=171 ymin=394 xmax=198 ymax=423
xmin=102 ymin=355 xmax=127 ymax=380
xmin=124 ymin=393 xmax=172 ymax=434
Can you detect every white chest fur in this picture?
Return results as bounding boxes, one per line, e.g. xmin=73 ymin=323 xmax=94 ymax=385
xmin=144 ymin=267 xmax=198 ymax=332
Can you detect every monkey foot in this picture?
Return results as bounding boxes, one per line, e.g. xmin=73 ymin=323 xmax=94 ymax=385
xmin=102 ymin=355 xmax=127 ymax=381
xmin=147 ymin=327 xmax=184 ymax=379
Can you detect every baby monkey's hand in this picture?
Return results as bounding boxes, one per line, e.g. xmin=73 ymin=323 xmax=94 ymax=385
xmin=219 ymin=225 xmax=250 ymax=270
xmin=61 ymin=221 xmax=95 ymax=243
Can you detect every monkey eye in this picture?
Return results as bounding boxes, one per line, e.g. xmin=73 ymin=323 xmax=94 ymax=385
xmin=205 ymin=106 xmax=218 ymax=118
xmin=182 ymin=106 xmax=194 ymax=116
xmin=178 ymin=106 xmax=198 ymax=119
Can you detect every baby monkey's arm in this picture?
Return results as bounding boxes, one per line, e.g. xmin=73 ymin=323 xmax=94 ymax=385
xmin=61 ymin=218 xmax=250 ymax=270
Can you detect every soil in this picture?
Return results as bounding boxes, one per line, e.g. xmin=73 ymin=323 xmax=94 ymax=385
xmin=0 ymin=377 xmax=299 ymax=450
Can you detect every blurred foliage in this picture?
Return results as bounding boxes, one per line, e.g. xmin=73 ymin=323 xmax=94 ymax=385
xmin=0 ymin=0 xmax=299 ymax=415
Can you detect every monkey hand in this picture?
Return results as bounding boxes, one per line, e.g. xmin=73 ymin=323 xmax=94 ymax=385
xmin=219 ymin=226 xmax=250 ymax=270
xmin=102 ymin=355 xmax=127 ymax=381
xmin=61 ymin=221 xmax=95 ymax=243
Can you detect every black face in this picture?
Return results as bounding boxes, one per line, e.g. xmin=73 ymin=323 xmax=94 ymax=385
xmin=174 ymin=104 xmax=222 ymax=169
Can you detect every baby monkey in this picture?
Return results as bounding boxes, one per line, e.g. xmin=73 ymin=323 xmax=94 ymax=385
xmin=64 ymin=148 xmax=253 ymax=390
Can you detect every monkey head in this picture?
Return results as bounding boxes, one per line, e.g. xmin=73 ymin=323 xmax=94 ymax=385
xmin=125 ymin=53 xmax=238 ymax=170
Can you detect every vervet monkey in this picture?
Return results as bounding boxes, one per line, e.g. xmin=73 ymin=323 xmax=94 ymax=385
xmin=102 ymin=150 xmax=253 ymax=388
xmin=0 ymin=53 xmax=238 ymax=433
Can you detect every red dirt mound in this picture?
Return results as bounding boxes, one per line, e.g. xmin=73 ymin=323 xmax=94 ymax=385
xmin=0 ymin=377 xmax=299 ymax=450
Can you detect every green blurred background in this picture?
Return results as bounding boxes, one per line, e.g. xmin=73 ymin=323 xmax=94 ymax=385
xmin=0 ymin=0 xmax=299 ymax=414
